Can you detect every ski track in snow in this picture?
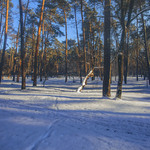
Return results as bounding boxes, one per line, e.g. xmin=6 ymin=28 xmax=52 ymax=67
xmin=0 ymin=77 xmax=150 ymax=150
xmin=26 ymin=119 xmax=60 ymax=150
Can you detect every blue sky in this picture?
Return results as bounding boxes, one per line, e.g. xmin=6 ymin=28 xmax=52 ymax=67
xmin=10 ymin=0 xmax=82 ymax=44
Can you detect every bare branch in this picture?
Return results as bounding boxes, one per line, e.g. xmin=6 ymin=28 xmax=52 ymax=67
xmin=130 ymin=7 xmax=150 ymax=24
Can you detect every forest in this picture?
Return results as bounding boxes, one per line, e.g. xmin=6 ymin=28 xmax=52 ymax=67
xmin=0 ymin=0 xmax=150 ymax=98
xmin=0 ymin=1 xmax=150 ymax=150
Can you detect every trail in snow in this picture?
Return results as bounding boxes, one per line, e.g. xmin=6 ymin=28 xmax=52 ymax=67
xmin=26 ymin=119 xmax=60 ymax=150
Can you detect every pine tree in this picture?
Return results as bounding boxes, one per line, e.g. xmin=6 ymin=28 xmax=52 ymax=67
xmin=0 ymin=0 xmax=9 ymax=83
xmin=103 ymin=0 xmax=111 ymax=97
xmin=19 ymin=0 xmax=26 ymax=89
xmin=33 ymin=0 xmax=45 ymax=86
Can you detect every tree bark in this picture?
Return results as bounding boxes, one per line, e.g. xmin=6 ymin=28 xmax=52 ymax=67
xmin=43 ymin=31 xmax=48 ymax=80
xmin=40 ymin=19 xmax=45 ymax=82
xmin=74 ymin=4 xmax=82 ymax=83
xmin=140 ymin=7 xmax=150 ymax=85
xmin=12 ymin=26 xmax=19 ymax=81
xmin=0 ymin=0 xmax=9 ymax=83
xmin=103 ymin=0 xmax=111 ymax=97
xmin=31 ymin=23 xmax=35 ymax=81
xmin=19 ymin=0 xmax=26 ymax=89
xmin=77 ymin=68 xmax=94 ymax=93
xmin=0 ymin=25 xmax=4 ymax=46
xmin=124 ymin=30 xmax=129 ymax=84
xmin=64 ymin=10 xmax=68 ymax=83
xmin=136 ymin=17 xmax=139 ymax=81
xmin=0 ymin=0 xmax=4 ymax=40
xmin=116 ymin=0 xmax=134 ymax=99
xmin=23 ymin=0 xmax=29 ymax=31
xmin=116 ymin=53 xmax=124 ymax=99
xmin=81 ymin=0 xmax=87 ymax=75
xmin=33 ymin=0 xmax=45 ymax=86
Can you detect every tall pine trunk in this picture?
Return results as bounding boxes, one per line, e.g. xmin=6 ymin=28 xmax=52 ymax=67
xmin=0 ymin=0 xmax=4 ymax=40
xmin=31 ymin=23 xmax=35 ymax=81
xmin=140 ymin=8 xmax=150 ymax=85
xmin=64 ymin=10 xmax=68 ymax=83
xmin=116 ymin=53 xmax=124 ymax=99
xmin=12 ymin=26 xmax=19 ymax=81
xmin=40 ymin=19 xmax=45 ymax=82
xmin=33 ymin=0 xmax=45 ymax=86
xmin=124 ymin=30 xmax=129 ymax=84
xmin=0 ymin=0 xmax=9 ymax=83
xmin=136 ymin=17 xmax=139 ymax=81
xmin=103 ymin=0 xmax=111 ymax=97
xmin=74 ymin=4 xmax=82 ymax=83
xmin=116 ymin=0 xmax=134 ymax=99
xmin=43 ymin=31 xmax=48 ymax=79
xmin=81 ymin=0 xmax=87 ymax=75
xmin=116 ymin=0 xmax=125 ymax=98
xmin=19 ymin=0 xmax=26 ymax=89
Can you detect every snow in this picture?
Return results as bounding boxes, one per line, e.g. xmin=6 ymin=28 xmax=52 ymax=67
xmin=0 ymin=77 xmax=150 ymax=150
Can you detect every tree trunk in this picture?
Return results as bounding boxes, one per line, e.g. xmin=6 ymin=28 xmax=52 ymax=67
xmin=43 ymin=31 xmax=48 ymax=79
xmin=40 ymin=19 xmax=45 ymax=82
xmin=140 ymin=8 xmax=150 ymax=85
xmin=103 ymin=0 xmax=111 ymax=97
xmin=12 ymin=26 xmax=19 ymax=81
xmin=0 ymin=25 xmax=4 ymax=46
xmin=81 ymin=0 xmax=87 ymax=75
xmin=19 ymin=0 xmax=26 ymax=89
xmin=92 ymin=28 xmax=95 ymax=81
xmin=77 ymin=68 xmax=94 ymax=93
xmin=23 ymin=0 xmax=29 ymax=31
xmin=0 ymin=0 xmax=4 ymax=40
xmin=98 ymin=23 xmax=102 ymax=80
xmin=89 ymin=23 xmax=94 ymax=71
xmin=124 ymin=30 xmax=129 ymax=84
xmin=64 ymin=10 xmax=68 ymax=83
xmin=136 ymin=17 xmax=139 ymax=81
xmin=31 ymin=23 xmax=35 ymax=81
xmin=116 ymin=0 xmax=134 ymax=99
xmin=116 ymin=53 xmax=124 ymax=99
xmin=16 ymin=60 xmax=21 ymax=82
xmin=74 ymin=4 xmax=82 ymax=83
xmin=12 ymin=58 xmax=16 ymax=81
xmin=33 ymin=0 xmax=45 ymax=86
xmin=0 ymin=0 xmax=9 ymax=83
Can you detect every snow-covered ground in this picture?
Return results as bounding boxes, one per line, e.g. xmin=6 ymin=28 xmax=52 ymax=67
xmin=0 ymin=76 xmax=150 ymax=150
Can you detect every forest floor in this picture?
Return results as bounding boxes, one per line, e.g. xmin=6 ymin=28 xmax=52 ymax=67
xmin=0 ymin=76 xmax=150 ymax=150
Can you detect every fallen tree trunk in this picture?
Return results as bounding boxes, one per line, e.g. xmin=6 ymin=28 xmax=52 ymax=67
xmin=77 ymin=68 xmax=94 ymax=93
xmin=77 ymin=67 xmax=103 ymax=93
